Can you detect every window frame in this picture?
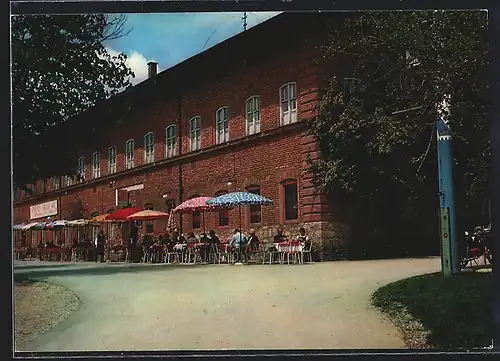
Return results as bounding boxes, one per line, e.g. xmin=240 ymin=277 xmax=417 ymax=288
xmin=245 ymin=96 xmax=261 ymax=135
xmin=108 ymin=145 xmax=117 ymax=174
xmin=92 ymin=151 xmax=100 ymax=179
xmin=214 ymin=190 xmax=230 ymax=227
xmin=279 ymin=82 xmax=298 ymax=125
xmin=53 ymin=176 xmax=60 ymax=191
xmin=144 ymin=132 xmax=155 ymax=164
xmin=281 ymin=179 xmax=299 ymax=222
xmin=165 ymin=125 xmax=177 ymax=158
xmin=246 ymin=185 xmax=262 ymax=225
xmin=77 ymin=156 xmax=86 ymax=181
xmin=189 ymin=116 xmax=201 ymax=151
xmin=215 ymin=107 xmax=229 ymax=144
xmin=125 ymin=139 xmax=135 ymax=169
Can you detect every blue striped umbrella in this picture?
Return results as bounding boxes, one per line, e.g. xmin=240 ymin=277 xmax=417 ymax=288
xmin=206 ymin=192 xmax=273 ymax=207
xmin=206 ymin=192 xmax=273 ymax=238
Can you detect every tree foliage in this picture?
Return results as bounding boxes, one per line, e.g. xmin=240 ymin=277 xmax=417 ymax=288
xmin=308 ymin=11 xmax=489 ymax=256
xmin=12 ymin=14 xmax=135 ymax=188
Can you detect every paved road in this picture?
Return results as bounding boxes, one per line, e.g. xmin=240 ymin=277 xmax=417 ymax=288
xmin=15 ymin=258 xmax=440 ymax=351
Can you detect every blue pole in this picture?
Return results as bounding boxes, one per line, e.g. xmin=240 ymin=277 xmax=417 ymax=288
xmin=436 ymin=117 xmax=460 ymax=275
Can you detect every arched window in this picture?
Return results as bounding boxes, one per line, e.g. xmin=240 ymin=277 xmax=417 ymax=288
xmin=165 ymin=125 xmax=177 ymax=158
xmin=108 ymin=146 xmax=117 ymax=174
xmin=281 ymin=179 xmax=298 ymax=221
xmin=279 ymin=82 xmax=297 ymax=125
xmin=245 ymin=96 xmax=260 ymax=135
xmin=215 ymin=190 xmax=229 ymax=226
xmin=92 ymin=151 xmax=100 ymax=179
xmin=144 ymin=203 xmax=154 ymax=233
xmin=144 ymin=132 xmax=155 ymax=164
xmin=125 ymin=139 xmax=135 ymax=169
xmin=246 ymin=186 xmax=262 ymax=224
xmin=165 ymin=199 xmax=176 ymax=213
xmin=215 ymin=107 xmax=229 ymax=144
xmin=189 ymin=116 xmax=201 ymax=151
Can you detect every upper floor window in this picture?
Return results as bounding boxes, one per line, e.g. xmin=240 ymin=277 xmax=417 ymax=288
xmin=65 ymin=175 xmax=74 ymax=187
xmin=282 ymin=180 xmax=299 ymax=221
xmin=280 ymin=82 xmax=297 ymax=125
xmin=92 ymin=151 xmax=100 ymax=179
xmin=41 ymin=179 xmax=46 ymax=193
xmin=165 ymin=125 xmax=177 ymax=158
xmin=108 ymin=146 xmax=117 ymax=174
xmin=245 ymin=96 xmax=261 ymax=135
xmin=53 ymin=176 xmax=60 ymax=191
xmin=165 ymin=199 xmax=176 ymax=214
xmin=343 ymin=78 xmax=361 ymax=104
xmin=144 ymin=132 xmax=155 ymax=164
xmin=216 ymin=107 xmax=229 ymax=144
xmin=125 ymin=139 xmax=134 ymax=169
xmin=189 ymin=116 xmax=201 ymax=151
xmin=77 ymin=157 xmax=85 ymax=181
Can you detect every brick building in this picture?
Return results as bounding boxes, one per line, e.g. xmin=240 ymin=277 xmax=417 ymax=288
xmin=13 ymin=13 xmax=350 ymax=255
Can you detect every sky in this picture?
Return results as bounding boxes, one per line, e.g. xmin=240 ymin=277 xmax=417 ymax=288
xmin=105 ymin=12 xmax=282 ymax=85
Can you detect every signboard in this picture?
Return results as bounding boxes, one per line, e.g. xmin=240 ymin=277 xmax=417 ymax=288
xmin=439 ymin=207 xmax=452 ymax=276
xmin=30 ymin=200 xmax=58 ymax=220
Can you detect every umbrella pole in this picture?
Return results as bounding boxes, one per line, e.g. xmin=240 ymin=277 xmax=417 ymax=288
xmin=202 ymin=211 xmax=206 ymax=234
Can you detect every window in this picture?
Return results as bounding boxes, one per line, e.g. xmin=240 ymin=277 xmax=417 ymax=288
xmin=165 ymin=199 xmax=176 ymax=213
xmin=125 ymin=139 xmax=134 ymax=169
xmin=247 ymin=186 xmax=262 ymax=224
xmin=41 ymin=179 xmax=46 ymax=193
xmin=165 ymin=125 xmax=177 ymax=158
xmin=283 ymin=180 xmax=298 ymax=221
xmin=189 ymin=116 xmax=201 ymax=151
xmin=215 ymin=107 xmax=229 ymax=144
xmin=343 ymin=78 xmax=361 ymax=104
xmin=215 ymin=191 xmax=229 ymax=227
xmin=144 ymin=203 xmax=154 ymax=233
xmin=245 ymin=96 xmax=261 ymax=135
xmin=144 ymin=132 xmax=154 ymax=164
xmin=53 ymin=176 xmax=60 ymax=191
xmin=65 ymin=175 xmax=74 ymax=187
xmin=108 ymin=146 xmax=117 ymax=174
xmin=279 ymin=82 xmax=297 ymax=125
xmin=77 ymin=157 xmax=85 ymax=181
xmin=92 ymin=151 xmax=100 ymax=179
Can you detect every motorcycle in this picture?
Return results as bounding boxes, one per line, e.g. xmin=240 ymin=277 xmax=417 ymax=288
xmin=461 ymin=225 xmax=493 ymax=268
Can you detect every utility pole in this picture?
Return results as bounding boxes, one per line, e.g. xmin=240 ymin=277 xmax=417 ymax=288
xmin=436 ymin=95 xmax=460 ymax=276
xmin=242 ymin=12 xmax=247 ymax=31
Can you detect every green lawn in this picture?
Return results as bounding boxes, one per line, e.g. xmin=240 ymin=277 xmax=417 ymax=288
xmin=371 ymin=271 xmax=492 ymax=349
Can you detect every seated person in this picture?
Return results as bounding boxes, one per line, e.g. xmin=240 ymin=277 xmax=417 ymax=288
xmin=273 ymin=228 xmax=287 ymax=243
xmin=297 ymin=227 xmax=311 ymax=249
xmin=247 ymin=229 xmax=260 ymax=252
xmin=186 ymin=232 xmax=198 ymax=244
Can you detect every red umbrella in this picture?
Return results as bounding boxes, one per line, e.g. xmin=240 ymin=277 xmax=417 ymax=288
xmin=126 ymin=210 xmax=170 ymax=221
xmin=106 ymin=207 xmax=144 ymax=221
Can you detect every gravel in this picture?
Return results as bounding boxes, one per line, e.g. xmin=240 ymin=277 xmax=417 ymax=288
xmin=14 ymin=280 xmax=81 ymax=349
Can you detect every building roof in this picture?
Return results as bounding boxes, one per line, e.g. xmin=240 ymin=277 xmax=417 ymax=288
xmin=67 ymin=12 xmax=339 ymax=148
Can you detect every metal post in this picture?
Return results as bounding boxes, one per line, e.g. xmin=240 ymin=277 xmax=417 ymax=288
xmin=436 ymin=104 xmax=460 ymax=275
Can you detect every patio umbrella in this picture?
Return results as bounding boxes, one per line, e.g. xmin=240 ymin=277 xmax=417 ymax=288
xmin=173 ymin=196 xmax=220 ymax=233
xmin=21 ymin=222 xmax=40 ymax=230
xmin=126 ymin=210 xmax=170 ymax=221
xmin=67 ymin=219 xmax=89 ymax=227
xmin=89 ymin=214 xmax=112 ymax=224
xmin=166 ymin=210 xmax=179 ymax=233
xmin=106 ymin=207 xmax=144 ymax=222
xmin=13 ymin=223 xmax=26 ymax=230
xmin=206 ymin=191 xmax=273 ymax=235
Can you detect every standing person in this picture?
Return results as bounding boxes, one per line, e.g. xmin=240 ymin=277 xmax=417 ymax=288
xmin=247 ymin=229 xmax=260 ymax=252
xmin=96 ymin=229 xmax=105 ymax=262
xmin=230 ymin=229 xmax=248 ymax=263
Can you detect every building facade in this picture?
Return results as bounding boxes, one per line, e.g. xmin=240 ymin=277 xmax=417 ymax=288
xmin=13 ymin=13 xmax=349 ymax=256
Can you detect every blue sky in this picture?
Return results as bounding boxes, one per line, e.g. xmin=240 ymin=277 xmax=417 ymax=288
xmin=105 ymin=12 xmax=281 ymax=85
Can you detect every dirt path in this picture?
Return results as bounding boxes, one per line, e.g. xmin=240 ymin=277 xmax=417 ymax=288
xmin=14 ymin=281 xmax=81 ymax=349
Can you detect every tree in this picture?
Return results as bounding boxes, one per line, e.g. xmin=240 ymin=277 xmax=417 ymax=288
xmin=11 ymin=14 xmax=135 ymax=189
xmin=308 ymin=11 xmax=489 ymax=258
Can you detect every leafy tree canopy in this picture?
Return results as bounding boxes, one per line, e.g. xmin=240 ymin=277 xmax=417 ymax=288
xmin=308 ymin=11 xmax=489 ymax=247
xmin=12 ymin=14 xmax=135 ymax=189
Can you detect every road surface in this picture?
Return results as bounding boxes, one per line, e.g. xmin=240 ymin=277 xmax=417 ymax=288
xmin=14 ymin=258 xmax=440 ymax=351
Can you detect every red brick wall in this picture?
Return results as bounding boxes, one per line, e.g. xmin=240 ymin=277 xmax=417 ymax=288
xmin=13 ymin=22 xmax=336 ymax=245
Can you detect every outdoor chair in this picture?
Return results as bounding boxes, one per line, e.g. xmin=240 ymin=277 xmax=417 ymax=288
xmin=283 ymin=248 xmax=301 ymax=265
xmin=163 ymin=247 xmax=178 ymax=264
xmin=219 ymin=244 xmax=234 ymax=264
xmin=209 ymin=243 xmax=221 ymax=264
xmin=299 ymin=240 xmax=314 ymax=264
xmin=263 ymin=242 xmax=281 ymax=265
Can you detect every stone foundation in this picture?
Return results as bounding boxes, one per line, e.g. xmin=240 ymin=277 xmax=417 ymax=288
xmin=204 ymin=220 xmax=350 ymax=262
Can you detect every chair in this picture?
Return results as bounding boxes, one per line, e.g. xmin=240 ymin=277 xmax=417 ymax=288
xmin=283 ymin=242 xmax=301 ymax=265
xmin=299 ymin=240 xmax=314 ymax=264
xmin=264 ymin=242 xmax=281 ymax=265
xmin=163 ymin=246 xmax=178 ymax=264
xmin=209 ymin=243 xmax=220 ymax=264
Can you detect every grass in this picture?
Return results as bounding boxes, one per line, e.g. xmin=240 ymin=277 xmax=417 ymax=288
xmin=371 ymin=271 xmax=492 ymax=349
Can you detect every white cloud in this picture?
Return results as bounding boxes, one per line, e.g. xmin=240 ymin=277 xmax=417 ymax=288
xmin=105 ymin=47 xmax=160 ymax=86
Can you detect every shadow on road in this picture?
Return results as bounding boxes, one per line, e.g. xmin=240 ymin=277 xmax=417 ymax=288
xmin=14 ymin=263 xmax=206 ymax=282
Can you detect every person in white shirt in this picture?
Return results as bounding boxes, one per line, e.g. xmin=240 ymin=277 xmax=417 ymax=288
xmin=297 ymin=227 xmax=310 ymax=249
